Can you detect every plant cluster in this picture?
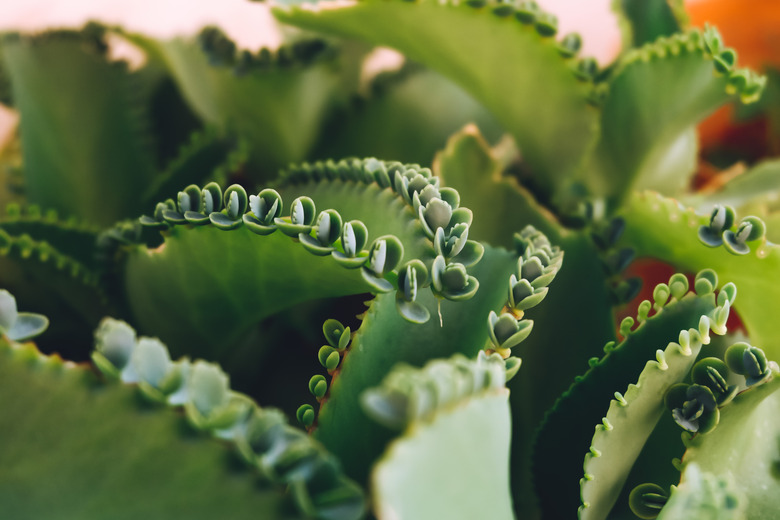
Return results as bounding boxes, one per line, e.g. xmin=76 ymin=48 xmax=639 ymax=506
xmin=1 ymin=0 xmax=780 ymax=518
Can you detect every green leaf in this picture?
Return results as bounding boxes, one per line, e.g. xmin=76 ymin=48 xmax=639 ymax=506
xmin=314 ymin=246 xmax=519 ymax=482
xmin=657 ymin=463 xmax=746 ymax=520
xmin=274 ymin=0 xmax=599 ymax=194
xmin=125 ymin=160 xmax=481 ymax=355
xmin=533 ymin=280 xmax=721 ymax=519
xmin=372 ymin=391 xmax=513 ymax=520
xmin=679 ymin=375 xmax=780 ymax=519
xmin=579 ymin=323 xmax=708 ymax=520
xmin=2 ymin=28 xmax=157 ymax=226
xmin=136 ymin=30 xmax=343 ymax=179
xmin=0 ymin=204 xmax=101 ymax=271
xmin=0 ymin=339 xmax=305 ymax=520
xmin=618 ymin=190 xmax=780 ymax=353
xmin=587 ymin=29 xmax=764 ymax=203
xmin=313 ymin=64 xmax=502 ymax=166
xmin=613 ymin=0 xmax=686 ymax=49
xmin=433 ymin=127 xmax=616 ymax=516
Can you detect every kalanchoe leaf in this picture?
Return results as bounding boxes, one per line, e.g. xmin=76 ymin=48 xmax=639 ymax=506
xmin=275 ymin=196 xmax=316 ymax=237
xmin=603 ymin=247 xmax=634 ymax=275
xmin=430 ymin=256 xmax=479 ymax=301
xmin=309 ymin=375 xmax=328 ymax=399
xmin=590 ymin=217 xmax=625 ymax=251
xmin=0 ymin=290 xmax=19 ymax=333
xmin=451 ymin=240 xmax=484 ymax=268
xmin=515 ymin=1 xmax=539 ymax=24
xmin=185 ymin=361 xmax=231 ymax=422
xmin=130 ymin=337 xmax=173 ymax=390
xmin=184 ymin=210 xmax=211 ymax=226
xmin=694 ymin=269 xmax=718 ymax=296
xmin=395 ymin=298 xmax=431 ymax=324
xmin=248 ymin=188 xmax=283 ymax=227
xmin=397 ymin=260 xmax=429 ymax=303
xmin=297 ymin=404 xmax=316 ymax=427
xmin=723 ymin=342 xmax=773 ymax=385
xmin=698 ymin=205 xmax=736 ymax=247
xmin=92 ymin=317 xmax=137 ymax=377
xmin=209 ymin=211 xmax=243 ymax=230
xmin=434 ymin=224 xmax=468 ymax=259
xmin=448 ymin=207 xmax=473 ymax=230
xmin=487 ymin=311 xmax=534 ymax=350
xmin=162 ymin=208 xmax=186 ymax=225
xmin=361 ymin=235 xmax=404 ymax=292
xmin=315 ymin=209 xmax=342 ymax=246
xmin=722 ymin=215 xmax=766 ymax=255
xmin=692 ymin=357 xmax=738 ymax=406
xmin=322 ymin=319 xmax=347 ymax=349
xmin=668 ymin=273 xmax=689 ymax=300
xmin=413 ymin=184 xmax=441 ymax=212
xmin=508 ymin=275 xmax=549 ymax=311
xmin=503 ymin=356 xmax=522 ymax=381
xmin=201 ymin=182 xmax=223 ymax=214
xmin=437 ymin=187 xmax=460 ymax=210
xmin=557 ymin=32 xmax=582 ymax=58
xmin=300 ymin=209 xmax=343 ymax=255
xmin=6 ymin=313 xmax=50 ymax=342
xmin=629 ymin=483 xmax=668 ymax=519
xmin=534 ymin=11 xmax=558 ymax=37
xmin=653 ymin=283 xmax=671 ymax=309
xmin=667 ymin=383 xmax=720 ymax=433
xmin=177 ymin=185 xmax=202 ymax=214
xmin=419 ymin=198 xmax=453 ymax=238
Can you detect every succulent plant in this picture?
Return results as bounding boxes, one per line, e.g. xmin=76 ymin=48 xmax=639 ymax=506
xmin=2 ymin=0 xmax=780 ymax=518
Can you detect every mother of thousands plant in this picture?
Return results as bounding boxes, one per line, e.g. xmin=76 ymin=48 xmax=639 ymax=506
xmin=2 ymin=0 xmax=780 ymax=518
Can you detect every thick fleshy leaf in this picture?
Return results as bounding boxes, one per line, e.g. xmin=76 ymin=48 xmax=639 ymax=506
xmin=2 ymin=28 xmax=157 ymax=225
xmin=274 ymin=0 xmax=598 ymax=194
xmin=0 ymin=339 xmax=305 ymax=519
xmin=372 ymin=392 xmax=513 ymax=520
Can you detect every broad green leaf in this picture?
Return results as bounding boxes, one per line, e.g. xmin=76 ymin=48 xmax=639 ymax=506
xmin=274 ymin=0 xmax=599 ymax=194
xmin=613 ymin=0 xmax=686 ymax=49
xmin=533 ymin=279 xmax=723 ymax=519
xmin=0 ymin=339 xmax=304 ymax=520
xmin=657 ymin=463 xmax=746 ymax=520
xmin=2 ymin=28 xmax=157 ymax=225
xmin=372 ymin=392 xmax=513 ymax=520
xmin=679 ymin=375 xmax=780 ymax=519
xmin=313 ymin=246 xmax=518 ymax=482
xmin=433 ymin=127 xmax=616 ymax=516
xmin=579 ymin=323 xmax=707 ymax=520
xmin=618 ymin=190 xmax=780 ymax=352
xmin=138 ymin=30 xmax=343 ymax=179
xmin=587 ymin=29 xmax=764 ymax=203
xmin=312 ymin=65 xmax=502 ymax=167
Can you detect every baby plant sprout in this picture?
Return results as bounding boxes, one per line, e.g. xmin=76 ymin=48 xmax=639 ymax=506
xmin=332 ymin=220 xmax=370 ymax=267
xmin=243 ymin=188 xmax=283 ymax=235
xmin=275 ymin=196 xmax=317 ymax=237
xmin=628 ymin=483 xmax=669 ymax=520
xmin=395 ymin=260 xmax=431 ymax=323
xmin=361 ymin=235 xmax=404 ymax=293
xmin=430 ymin=255 xmax=479 ymax=302
xmin=725 ymin=341 xmax=776 ymax=386
xmin=299 ymin=209 xmax=344 ymax=255
xmin=698 ymin=204 xmax=767 ymax=255
xmin=666 ymin=382 xmax=720 ymax=434
xmin=0 ymin=289 xmax=48 ymax=341
xmin=691 ymin=357 xmax=739 ymax=406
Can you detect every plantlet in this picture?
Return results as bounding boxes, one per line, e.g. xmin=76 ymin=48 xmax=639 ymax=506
xmin=2 ymin=1 xmax=780 ymax=518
